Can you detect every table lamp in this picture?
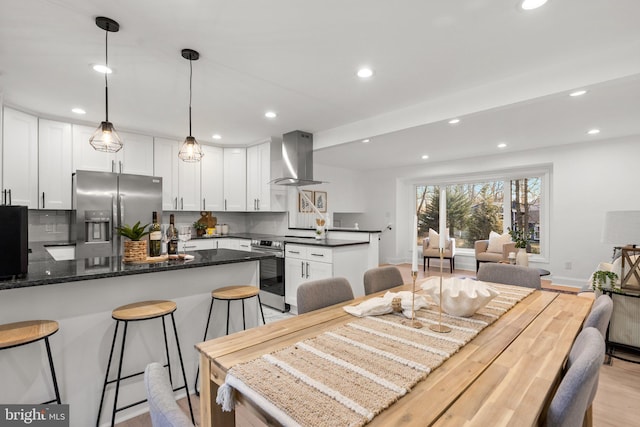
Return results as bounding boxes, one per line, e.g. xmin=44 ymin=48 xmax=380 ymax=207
xmin=602 ymin=211 xmax=640 ymax=287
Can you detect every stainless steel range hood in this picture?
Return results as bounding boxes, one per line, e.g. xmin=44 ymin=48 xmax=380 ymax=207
xmin=271 ymin=130 xmax=325 ymax=186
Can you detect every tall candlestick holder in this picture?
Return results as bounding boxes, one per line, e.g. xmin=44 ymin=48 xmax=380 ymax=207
xmin=402 ymin=270 xmax=423 ymax=329
xmin=429 ymin=249 xmax=451 ymax=333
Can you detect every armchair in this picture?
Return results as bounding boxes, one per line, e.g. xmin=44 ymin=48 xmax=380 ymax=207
xmin=474 ymin=239 xmax=516 ymax=272
xmin=423 ymin=237 xmax=456 ymax=273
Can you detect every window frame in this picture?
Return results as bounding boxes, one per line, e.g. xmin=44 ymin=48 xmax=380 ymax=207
xmin=411 ymin=166 xmax=550 ymax=263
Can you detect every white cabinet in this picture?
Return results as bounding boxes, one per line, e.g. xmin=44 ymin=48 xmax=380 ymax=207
xmin=201 ymin=145 xmax=224 ymax=211
xmin=72 ymin=124 xmax=114 ymax=173
xmin=247 ymin=143 xmax=271 ymax=211
xmin=217 ymin=238 xmax=251 ymax=251
xmin=153 ymin=137 xmax=179 ymax=210
xmin=38 ymin=119 xmax=72 ymax=209
xmin=153 ymin=137 xmax=201 ymax=211
xmin=117 ymin=132 xmax=154 ymax=176
xmin=178 ymin=156 xmax=201 ymax=211
xmin=2 ymin=107 xmax=38 ymax=207
xmin=284 ymin=244 xmax=334 ymax=311
xmin=223 ymin=148 xmax=246 ymax=211
xmin=180 ymin=238 xmax=216 ymax=252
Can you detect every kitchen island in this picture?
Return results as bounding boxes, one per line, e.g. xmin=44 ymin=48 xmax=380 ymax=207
xmin=0 ymin=248 xmax=273 ymax=427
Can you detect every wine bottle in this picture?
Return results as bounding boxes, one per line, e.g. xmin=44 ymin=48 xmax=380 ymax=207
xmin=167 ymin=214 xmax=178 ymax=256
xmin=149 ymin=211 xmax=161 ymax=257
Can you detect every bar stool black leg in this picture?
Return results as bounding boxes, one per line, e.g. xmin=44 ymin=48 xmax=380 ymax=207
xmin=170 ymin=313 xmax=195 ymax=425
xmin=161 ymin=316 xmax=173 ymax=386
xmin=44 ymin=337 xmax=61 ymax=404
xmin=242 ymin=299 xmax=246 ymax=330
xmin=226 ymin=300 xmax=230 ymax=334
xmin=194 ymin=297 xmax=215 ymax=395
xmin=97 ymin=321 xmax=120 ymax=427
xmin=257 ymin=294 xmax=266 ymax=325
xmin=111 ymin=321 xmax=129 ymax=427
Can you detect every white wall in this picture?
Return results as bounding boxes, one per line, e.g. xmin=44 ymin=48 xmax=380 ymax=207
xmin=357 ymin=135 xmax=640 ymax=287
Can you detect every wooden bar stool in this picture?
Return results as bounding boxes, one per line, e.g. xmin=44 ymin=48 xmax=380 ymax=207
xmin=0 ymin=320 xmax=61 ymax=404
xmin=96 ymin=300 xmax=194 ymax=427
xmin=194 ymin=285 xmax=266 ymax=393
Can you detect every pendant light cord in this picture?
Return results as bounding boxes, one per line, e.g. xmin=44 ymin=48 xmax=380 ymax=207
xmin=188 ymin=58 xmax=193 ymax=137
xmin=104 ymin=27 xmax=109 ymax=122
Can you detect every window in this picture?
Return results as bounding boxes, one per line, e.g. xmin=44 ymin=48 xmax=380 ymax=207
xmin=415 ymin=174 xmax=544 ymax=256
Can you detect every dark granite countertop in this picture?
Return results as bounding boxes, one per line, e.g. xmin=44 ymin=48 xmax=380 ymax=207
xmin=1 ymin=249 xmax=273 ymax=291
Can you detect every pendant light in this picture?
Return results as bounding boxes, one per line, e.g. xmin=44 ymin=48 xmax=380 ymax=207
xmin=178 ymin=49 xmax=204 ymax=162
xmin=90 ymin=17 xmax=123 ymax=153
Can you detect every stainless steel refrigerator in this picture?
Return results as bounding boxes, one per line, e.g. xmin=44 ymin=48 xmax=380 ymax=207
xmin=73 ymin=170 xmax=162 ymax=259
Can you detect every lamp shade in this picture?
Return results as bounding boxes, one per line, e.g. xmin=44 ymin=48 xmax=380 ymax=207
xmin=89 ymin=121 xmax=123 ymax=153
xmin=178 ymin=136 xmax=204 ymax=162
xmin=602 ymin=211 xmax=640 ymax=246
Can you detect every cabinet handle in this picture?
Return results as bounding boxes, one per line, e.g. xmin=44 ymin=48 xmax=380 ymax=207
xmin=301 ymin=261 xmax=305 ymax=278
xmin=310 ymin=253 xmax=324 ymax=257
xmin=112 ymin=160 xmax=116 ymax=173
xmin=8 ymin=189 xmax=11 ymax=206
xmin=203 ymin=198 xmax=206 ymax=210
xmin=181 ymin=197 xmax=184 ymax=210
xmin=174 ymin=197 xmax=178 ymax=210
xmin=288 ymin=251 xmax=300 ymax=255
xmin=306 ymin=262 xmax=310 ymax=278
xmin=2 ymin=189 xmax=5 ymax=205
xmin=119 ymin=161 xmax=123 ymax=174
xmin=224 ymin=199 xmax=227 ymax=211
xmin=257 ymin=198 xmax=260 ymax=210
xmin=42 ymin=192 xmax=45 ymax=209
xmin=185 ymin=245 xmax=196 ymax=249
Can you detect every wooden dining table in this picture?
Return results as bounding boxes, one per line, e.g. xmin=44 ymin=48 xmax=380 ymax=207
xmin=195 ymin=284 xmax=593 ymax=426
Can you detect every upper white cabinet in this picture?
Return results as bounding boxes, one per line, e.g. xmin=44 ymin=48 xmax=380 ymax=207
xmin=38 ymin=119 xmax=72 ymax=209
xmin=201 ymin=145 xmax=224 ymax=211
xmin=223 ymin=148 xmax=246 ymax=211
xmin=2 ymin=108 xmax=38 ymax=207
xmin=246 ymin=138 xmax=286 ymax=212
xmin=153 ymin=137 xmax=201 ymax=211
xmin=72 ymin=124 xmax=114 ymax=173
xmin=153 ymin=137 xmax=180 ymax=210
xmin=116 ymin=131 xmax=154 ymax=176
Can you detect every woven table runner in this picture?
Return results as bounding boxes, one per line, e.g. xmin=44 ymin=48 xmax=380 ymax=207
xmin=217 ymin=283 xmax=535 ymax=427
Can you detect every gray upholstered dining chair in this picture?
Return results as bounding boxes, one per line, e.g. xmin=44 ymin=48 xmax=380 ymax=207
xmin=297 ymin=277 xmax=354 ymax=314
xmin=582 ymin=294 xmax=613 ymax=338
xmin=547 ymin=327 xmax=605 ymax=427
xmin=363 ymin=266 xmax=404 ymax=295
xmin=144 ymin=362 xmax=193 ymax=427
xmin=476 ymin=263 xmax=541 ymax=289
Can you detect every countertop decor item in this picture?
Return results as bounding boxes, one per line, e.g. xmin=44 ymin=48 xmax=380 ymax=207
xmin=193 ymin=221 xmax=207 ymax=237
xmin=89 ymin=17 xmax=123 ymax=153
xmin=591 ymin=270 xmax=619 ymax=292
xmin=422 ymin=277 xmax=500 ymax=317
xmin=116 ymin=221 xmax=150 ymax=262
xmin=178 ymin=48 xmax=204 ymax=162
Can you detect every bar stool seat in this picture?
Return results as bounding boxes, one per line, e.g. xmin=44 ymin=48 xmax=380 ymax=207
xmin=194 ymin=285 xmax=265 ymax=393
xmin=0 ymin=320 xmax=61 ymax=404
xmin=97 ymin=300 xmax=194 ymax=427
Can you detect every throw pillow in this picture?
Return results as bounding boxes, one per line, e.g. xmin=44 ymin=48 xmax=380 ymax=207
xmin=428 ymin=228 xmax=450 ymax=249
xmin=486 ymin=231 xmax=512 ymax=253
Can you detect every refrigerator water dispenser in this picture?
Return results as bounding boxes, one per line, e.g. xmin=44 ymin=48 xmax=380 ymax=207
xmin=85 ymin=210 xmax=111 ymax=243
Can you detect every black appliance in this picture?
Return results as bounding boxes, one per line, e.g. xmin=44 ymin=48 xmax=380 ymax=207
xmin=0 ymin=205 xmax=28 ymax=279
xmin=251 ymin=239 xmax=288 ymax=312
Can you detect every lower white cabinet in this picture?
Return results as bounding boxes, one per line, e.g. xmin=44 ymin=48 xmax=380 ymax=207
xmin=180 ymin=239 xmax=216 ymax=252
xmin=284 ymin=244 xmax=334 ymax=312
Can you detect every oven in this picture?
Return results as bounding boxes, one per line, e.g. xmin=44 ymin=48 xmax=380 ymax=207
xmin=251 ymin=240 xmax=288 ymax=312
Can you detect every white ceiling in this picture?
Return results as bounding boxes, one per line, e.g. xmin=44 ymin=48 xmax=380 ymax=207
xmin=1 ymin=0 xmax=639 ymax=171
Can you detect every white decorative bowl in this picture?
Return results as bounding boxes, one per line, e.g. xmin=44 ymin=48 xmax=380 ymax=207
xmin=421 ymin=277 xmax=499 ymax=317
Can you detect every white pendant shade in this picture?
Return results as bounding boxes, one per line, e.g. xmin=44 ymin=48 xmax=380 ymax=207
xmin=89 ymin=121 xmax=123 ymax=153
xmin=178 ymin=136 xmax=204 ymax=162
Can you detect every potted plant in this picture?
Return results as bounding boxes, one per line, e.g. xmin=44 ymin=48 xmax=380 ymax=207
xmin=592 ymin=270 xmax=619 ymax=292
xmin=193 ymin=221 xmax=207 ymax=237
xmin=508 ymin=227 xmax=533 ymax=266
xmin=116 ymin=221 xmax=150 ymax=262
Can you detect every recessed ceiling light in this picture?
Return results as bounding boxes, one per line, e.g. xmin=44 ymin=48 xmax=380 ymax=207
xmin=362 ymin=139 xmax=370 ymax=143
xmin=569 ymin=90 xmax=587 ymax=97
xmin=497 ymin=143 xmax=507 ymax=149
xmin=520 ymin=0 xmax=548 ymax=10
xmin=357 ymin=68 xmax=373 ymax=79
xmin=265 ymin=111 xmax=277 ymax=119
xmin=92 ymin=64 xmax=112 ymax=74
xmin=421 ymin=155 xmax=429 ymax=160
xmin=72 ymin=108 xmax=86 ymax=115
xmin=448 ymin=118 xmax=460 ymax=125
xmin=587 ymin=129 xmax=600 ymax=135
xmin=212 ymin=134 xmax=222 ymax=140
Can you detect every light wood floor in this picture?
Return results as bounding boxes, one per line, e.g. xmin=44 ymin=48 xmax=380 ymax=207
xmin=117 ymin=264 xmax=640 ymax=427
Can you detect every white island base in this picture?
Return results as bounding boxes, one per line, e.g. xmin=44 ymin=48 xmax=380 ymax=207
xmin=0 ymin=260 xmax=260 ymax=427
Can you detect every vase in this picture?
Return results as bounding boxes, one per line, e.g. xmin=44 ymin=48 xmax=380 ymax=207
xmin=123 ymin=240 xmax=148 ymax=262
xmin=516 ymin=248 xmax=529 ymax=267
